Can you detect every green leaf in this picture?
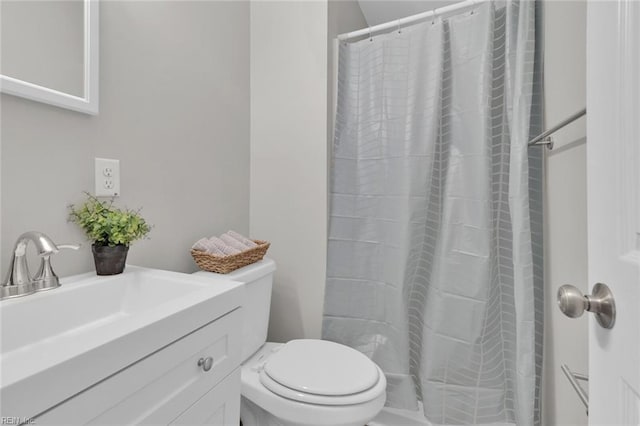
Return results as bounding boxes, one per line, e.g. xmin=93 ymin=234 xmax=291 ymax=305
xmin=68 ymin=192 xmax=152 ymax=246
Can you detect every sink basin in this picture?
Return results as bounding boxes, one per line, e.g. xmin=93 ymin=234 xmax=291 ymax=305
xmin=2 ymin=268 xmax=221 ymax=354
xmin=0 ymin=266 xmax=244 ymax=419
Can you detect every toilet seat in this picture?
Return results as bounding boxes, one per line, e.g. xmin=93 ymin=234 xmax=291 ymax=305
xmin=258 ymin=339 xmax=386 ymax=406
xmin=241 ymin=342 xmax=387 ymax=426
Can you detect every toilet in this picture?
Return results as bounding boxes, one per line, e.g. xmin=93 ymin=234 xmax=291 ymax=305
xmin=193 ymin=258 xmax=386 ymax=426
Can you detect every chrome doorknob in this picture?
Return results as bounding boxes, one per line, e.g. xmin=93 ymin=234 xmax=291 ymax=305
xmin=557 ymin=283 xmax=616 ymax=329
xmin=557 ymin=285 xmax=587 ymax=318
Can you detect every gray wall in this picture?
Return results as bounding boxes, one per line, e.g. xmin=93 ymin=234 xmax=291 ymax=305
xmin=541 ymin=1 xmax=588 ymax=425
xmin=1 ymin=1 xmax=250 ymax=278
xmin=250 ymin=0 xmax=329 ymax=341
xmin=249 ymin=0 xmax=366 ymax=342
xmin=357 ymin=0 xmax=459 ymax=26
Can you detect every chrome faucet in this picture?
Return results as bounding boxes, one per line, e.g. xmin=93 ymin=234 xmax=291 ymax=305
xmin=1 ymin=231 xmax=80 ymax=300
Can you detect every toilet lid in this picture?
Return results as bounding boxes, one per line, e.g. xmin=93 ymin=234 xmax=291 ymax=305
xmin=262 ymin=339 xmax=380 ymax=397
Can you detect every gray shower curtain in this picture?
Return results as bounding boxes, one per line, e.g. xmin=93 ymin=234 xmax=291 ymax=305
xmin=322 ymin=1 xmax=543 ymax=425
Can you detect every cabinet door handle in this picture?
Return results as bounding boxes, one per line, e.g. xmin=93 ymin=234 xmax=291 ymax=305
xmin=197 ymin=356 xmax=214 ymax=372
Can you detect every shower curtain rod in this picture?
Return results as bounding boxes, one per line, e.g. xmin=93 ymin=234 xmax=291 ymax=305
xmin=527 ymin=108 xmax=587 ymax=148
xmin=337 ymin=0 xmax=488 ymax=42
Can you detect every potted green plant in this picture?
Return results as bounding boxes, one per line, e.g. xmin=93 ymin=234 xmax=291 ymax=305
xmin=68 ymin=193 xmax=151 ymax=275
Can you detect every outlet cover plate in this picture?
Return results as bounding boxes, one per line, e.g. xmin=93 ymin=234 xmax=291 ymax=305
xmin=94 ymin=158 xmax=120 ymax=197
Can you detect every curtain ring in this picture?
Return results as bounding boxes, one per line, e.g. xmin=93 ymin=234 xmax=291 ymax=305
xmin=397 ymin=19 xmax=402 ymax=34
xmin=431 ymin=9 xmax=437 ymax=25
xmin=368 ymin=26 xmax=373 ymax=41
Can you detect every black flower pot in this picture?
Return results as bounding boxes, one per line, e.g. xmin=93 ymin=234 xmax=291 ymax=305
xmin=92 ymin=244 xmax=129 ymax=275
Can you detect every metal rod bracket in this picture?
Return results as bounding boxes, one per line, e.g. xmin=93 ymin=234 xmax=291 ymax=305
xmin=532 ymin=136 xmax=554 ymax=150
xmin=528 ymin=108 xmax=586 ymax=147
xmin=561 ymin=363 xmax=589 ymax=413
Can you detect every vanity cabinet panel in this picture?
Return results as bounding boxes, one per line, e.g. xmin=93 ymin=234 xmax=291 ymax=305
xmin=171 ymin=368 xmax=240 ymax=425
xmin=35 ymin=308 xmax=242 ymax=425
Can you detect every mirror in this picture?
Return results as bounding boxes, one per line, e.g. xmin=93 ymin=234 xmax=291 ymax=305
xmin=0 ymin=0 xmax=99 ymax=115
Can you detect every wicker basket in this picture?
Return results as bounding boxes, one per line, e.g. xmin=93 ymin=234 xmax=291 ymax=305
xmin=191 ymin=240 xmax=270 ymax=274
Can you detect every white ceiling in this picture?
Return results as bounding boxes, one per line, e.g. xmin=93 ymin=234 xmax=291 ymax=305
xmin=357 ymin=0 xmax=463 ymax=26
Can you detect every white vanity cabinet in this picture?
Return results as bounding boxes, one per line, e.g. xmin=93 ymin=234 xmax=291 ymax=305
xmin=35 ymin=308 xmax=242 ymax=425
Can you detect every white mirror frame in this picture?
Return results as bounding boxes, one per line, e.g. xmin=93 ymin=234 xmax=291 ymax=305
xmin=0 ymin=0 xmax=99 ymax=115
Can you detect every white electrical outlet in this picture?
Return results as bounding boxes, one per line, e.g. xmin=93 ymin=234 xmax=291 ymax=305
xmin=95 ymin=158 xmax=121 ymax=197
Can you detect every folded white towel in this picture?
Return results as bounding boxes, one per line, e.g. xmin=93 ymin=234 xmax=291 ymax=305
xmin=226 ymin=230 xmax=258 ymax=248
xmin=203 ymin=239 xmax=225 ymax=256
xmin=192 ymin=238 xmax=210 ymax=252
xmin=221 ymin=233 xmax=250 ymax=251
xmin=209 ymin=237 xmax=241 ymax=256
xmin=192 ymin=238 xmax=225 ymax=256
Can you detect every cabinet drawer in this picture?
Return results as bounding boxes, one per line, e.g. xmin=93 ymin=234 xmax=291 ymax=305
xmin=36 ymin=308 xmax=242 ymax=425
xmin=171 ymin=368 xmax=240 ymax=425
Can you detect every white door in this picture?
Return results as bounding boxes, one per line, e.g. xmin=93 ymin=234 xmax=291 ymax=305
xmin=586 ymin=0 xmax=640 ymax=424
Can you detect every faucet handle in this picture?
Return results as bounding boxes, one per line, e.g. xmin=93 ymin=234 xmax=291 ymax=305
xmin=33 ymin=243 xmax=81 ymax=292
xmin=57 ymin=244 xmax=81 ymax=251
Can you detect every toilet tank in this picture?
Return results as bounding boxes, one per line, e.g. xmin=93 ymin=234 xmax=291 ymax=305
xmin=193 ymin=257 xmax=276 ymax=361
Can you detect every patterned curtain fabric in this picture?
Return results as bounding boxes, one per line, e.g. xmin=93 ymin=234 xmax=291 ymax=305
xmin=323 ymin=1 xmax=543 ymax=425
